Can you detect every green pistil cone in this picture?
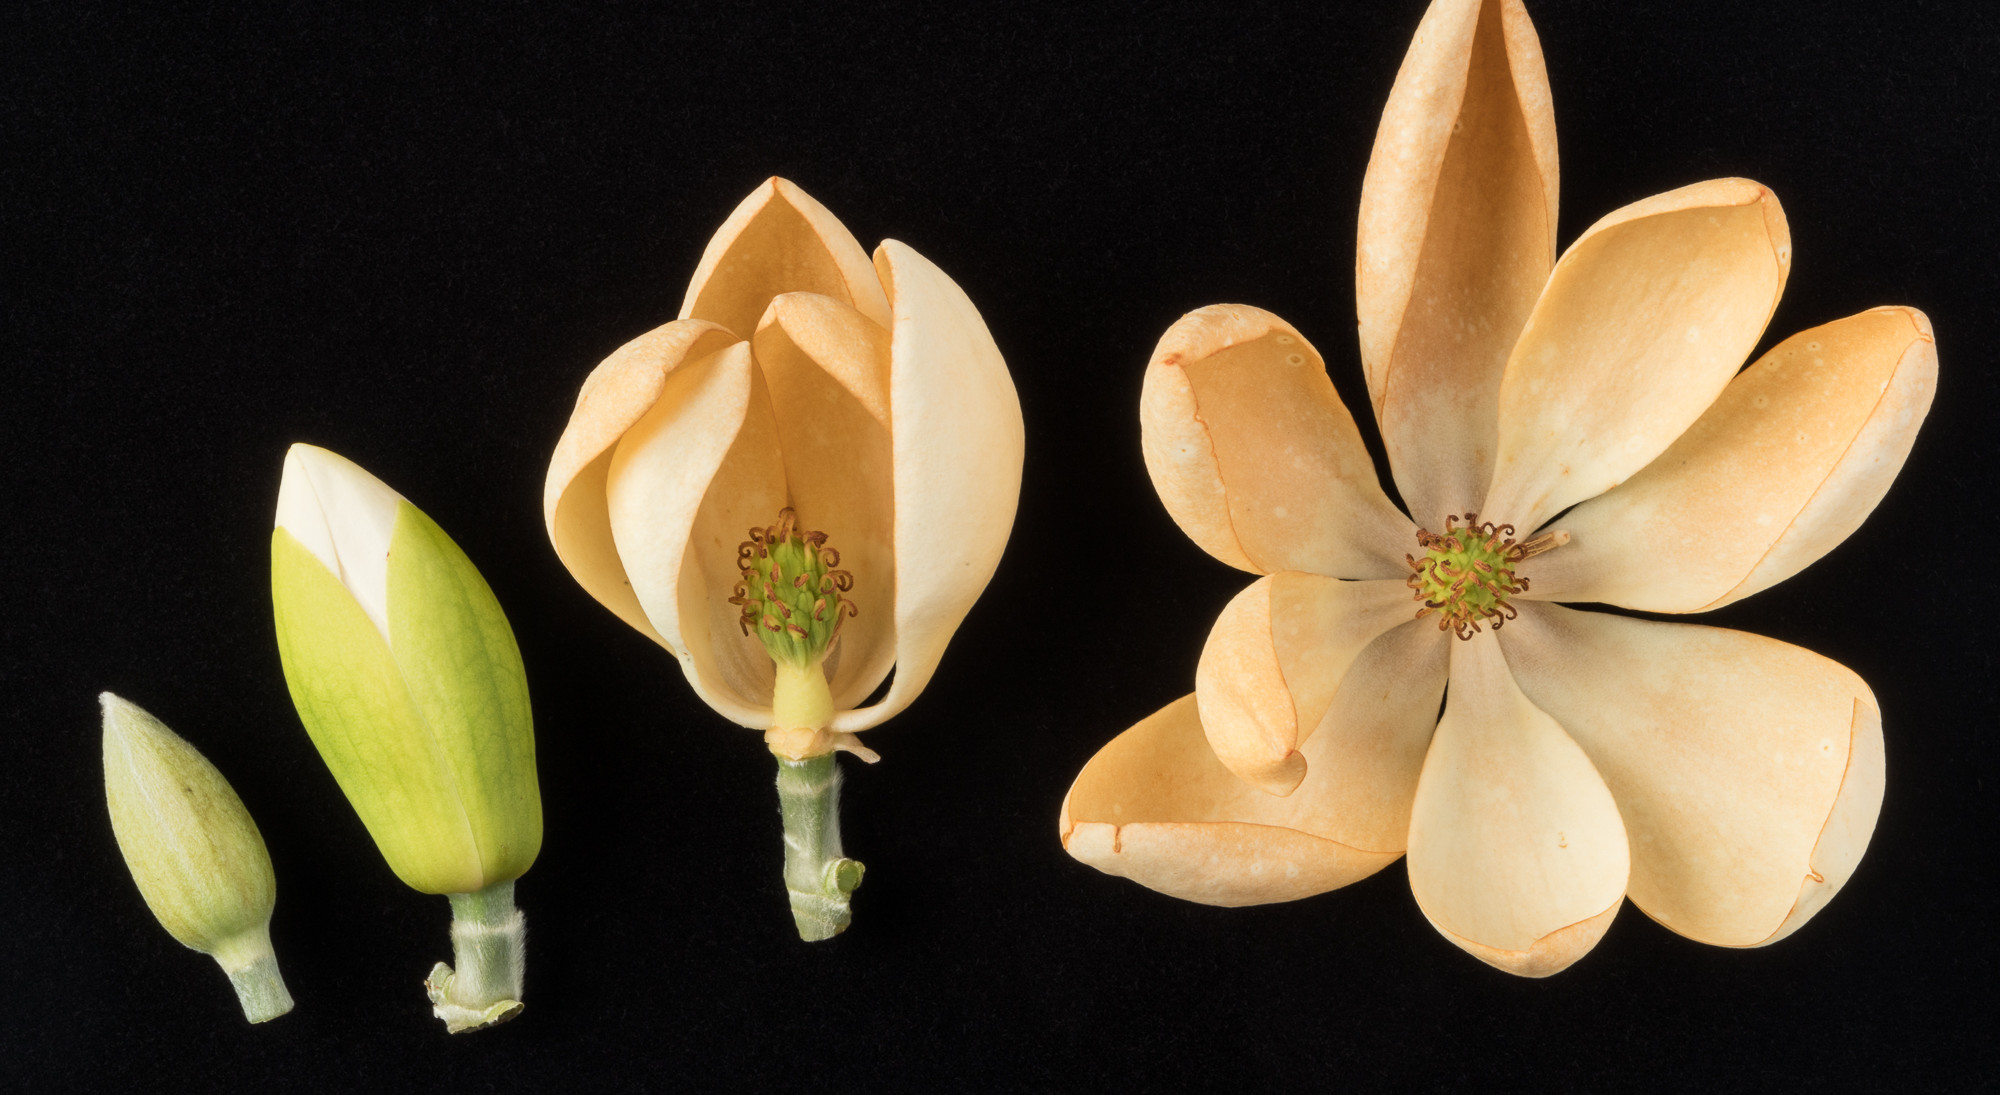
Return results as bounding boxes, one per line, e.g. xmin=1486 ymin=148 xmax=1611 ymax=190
xmin=729 ymin=507 xmax=856 ymax=668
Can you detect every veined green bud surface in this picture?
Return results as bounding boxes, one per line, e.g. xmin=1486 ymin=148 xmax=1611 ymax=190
xmin=728 ymin=507 xmax=856 ymax=669
xmin=101 ymin=693 xmax=293 ymax=1023
xmin=271 ymin=444 xmax=541 ymax=897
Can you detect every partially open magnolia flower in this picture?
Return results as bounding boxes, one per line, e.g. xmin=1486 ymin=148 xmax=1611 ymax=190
xmin=546 ymin=178 xmax=1023 ymax=939
xmin=1059 ymin=0 xmax=1935 ymax=976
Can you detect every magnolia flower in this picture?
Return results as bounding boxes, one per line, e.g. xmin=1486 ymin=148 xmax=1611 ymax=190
xmin=1059 ymin=0 xmax=1935 ymax=976
xmin=545 ymin=178 xmax=1023 ymax=939
xmin=273 ymin=443 xmax=541 ymax=1030
xmin=102 ymin=693 xmax=293 ymax=1023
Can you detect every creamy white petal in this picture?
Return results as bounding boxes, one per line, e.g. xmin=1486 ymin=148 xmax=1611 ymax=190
xmin=1520 ymin=307 xmax=1936 ymax=611
xmin=1063 ymin=625 xmax=1444 ymax=907
xmin=276 ymin=443 xmax=407 ymax=641
xmin=1194 ymin=573 xmax=1416 ymax=795
xmin=1482 ymin=179 xmax=1791 ymax=531
xmin=1357 ymin=0 xmax=1557 ymax=529
xmin=680 ymin=177 xmax=892 ymax=339
xmin=544 ymin=319 xmax=741 ymax=648
xmin=1406 ymin=633 xmax=1629 ymax=976
xmin=830 ymin=240 xmax=1022 ymax=733
xmin=750 ymin=292 xmax=899 ymax=708
xmin=606 ymin=342 xmax=786 ymax=727
xmin=1140 ymin=305 xmax=1414 ymax=578
xmin=1499 ymin=603 xmax=1884 ymax=947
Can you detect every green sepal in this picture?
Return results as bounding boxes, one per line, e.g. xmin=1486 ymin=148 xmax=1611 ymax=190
xmin=386 ymin=502 xmax=541 ymax=888
xmin=271 ymin=500 xmax=541 ymax=896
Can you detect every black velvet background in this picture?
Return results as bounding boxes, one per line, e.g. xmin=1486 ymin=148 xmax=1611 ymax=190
xmin=6 ymin=1 xmax=1995 ymax=1090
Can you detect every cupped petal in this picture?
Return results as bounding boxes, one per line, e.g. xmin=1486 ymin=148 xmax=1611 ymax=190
xmin=680 ymin=177 xmax=893 ymax=339
xmin=1139 ymin=305 xmax=1414 ymax=578
xmin=750 ymin=292 xmax=898 ymax=708
xmin=830 ymin=240 xmax=1023 ymax=733
xmin=545 ymin=319 xmax=741 ymax=647
xmin=1194 ymin=573 xmax=1417 ymax=795
xmin=1498 ymin=603 xmax=1884 ymax=947
xmin=605 ymin=341 xmax=788 ymax=727
xmin=1482 ymin=179 xmax=1792 ymax=531
xmin=1357 ymin=0 xmax=1557 ymax=528
xmin=1520 ymin=307 xmax=1936 ymax=611
xmin=1061 ymin=622 xmax=1445 ymax=906
xmin=1406 ymin=633 xmax=1629 ymax=976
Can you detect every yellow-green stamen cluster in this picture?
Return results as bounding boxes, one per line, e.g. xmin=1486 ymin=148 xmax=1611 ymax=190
xmin=1405 ymin=513 xmax=1555 ymax=640
xmin=730 ymin=507 xmax=855 ymax=666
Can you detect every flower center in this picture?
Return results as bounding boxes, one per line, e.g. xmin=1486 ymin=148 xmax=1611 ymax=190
xmin=1405 ymin=513 xmax=1565 ymax=641
xmin=730 ymin=507 xmax=856 ymax=667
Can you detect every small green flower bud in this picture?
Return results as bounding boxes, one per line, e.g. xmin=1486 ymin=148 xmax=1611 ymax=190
xmin=101 ymin=693 xmax=293 ymax=1023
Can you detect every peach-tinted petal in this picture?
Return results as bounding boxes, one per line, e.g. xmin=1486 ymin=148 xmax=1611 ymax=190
xmin=750 ymin=292 xmax=898 ymax=708
xmin=1139 ymin=305 xmax=1414 ymax=578
xmin=1062 ymin=623 xmax=1445 ymax=906
xmin=1482 ymin=179 xmax=1792 ymax=530
xmin=1520 ymin=307 xmax=1936 ymax=611
xmin=1357 ymin=0 xmax=1557 ymax=529
xmin=680 ymin=178 xmax=893 ymax=340
xmin=604 ymin=342 xmax=787 ymax=727
xmin=1193 ymin=573 xmax=1415 ymax=795
xmin=830 ymin=240 xmax=1022 ymax=733
xmin=1406 ymin=633 xmax=1628 ymax=976
xmin=1499 ymin=603 xmax=1884 ymax=947
xmin=543 ymin=319 xmax=741 ymax=648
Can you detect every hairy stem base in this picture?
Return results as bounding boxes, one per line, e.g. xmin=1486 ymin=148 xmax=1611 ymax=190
xmin=776 ymin=752 xmax=863 ymax=941
xmin=424 ymin=879 xmax=525 ymax=1033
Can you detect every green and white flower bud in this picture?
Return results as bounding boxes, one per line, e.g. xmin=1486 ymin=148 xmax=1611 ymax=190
xmin=271 ymin=443 xmax=540 ymax=1033
xmin=101 ymin=693 xmax=293 ymax=1023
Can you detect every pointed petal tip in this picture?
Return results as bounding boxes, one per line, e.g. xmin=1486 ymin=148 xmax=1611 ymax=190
xmin=1429 ymin=897 xmax=1623 ymax=978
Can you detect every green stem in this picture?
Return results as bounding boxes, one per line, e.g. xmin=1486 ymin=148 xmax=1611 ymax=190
xmin=776 ymin=752 xmax=864 ymax=941
xmin=424 ymin=879 xmax=526 ymax=1033
xmin=212 ymin=924 xmax=294 ymax=1023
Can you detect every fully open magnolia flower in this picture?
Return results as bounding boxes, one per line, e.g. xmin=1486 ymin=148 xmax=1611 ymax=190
xmin=546 ymin=178 xmax=1023 ymax=938
xmin=1059 ymin=0 xmax=1935 ymax=976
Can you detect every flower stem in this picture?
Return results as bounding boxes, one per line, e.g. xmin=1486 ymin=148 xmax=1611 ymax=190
xmin=424 ymin=879 xmax=526 ymax=1033
xmin=212 ymin=924 xmax=293 ymax=1023
xmin=776 ymin=752 xmax=864 ymax=941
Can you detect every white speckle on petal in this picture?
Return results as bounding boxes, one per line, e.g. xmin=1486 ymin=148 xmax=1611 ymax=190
xmin=1273 ymin=506 xmax=1289 ymax=518
xmin=1685 ymin=325 xmax=1702 ymax=344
